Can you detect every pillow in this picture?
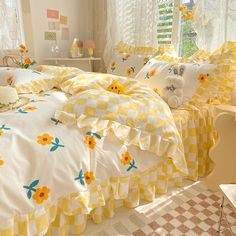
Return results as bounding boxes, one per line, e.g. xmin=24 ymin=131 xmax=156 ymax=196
xmin=107 ymin=53 xmax=153 ymax=78
xmin=0 ymin=67 xmax=58 ymax=94
xmin=135 ymin=58 xmax=234 ymax=108
xmin=107 ymin=43 xmax=177 ymax=78
xmin=37 ymin=65 xmax=83 ymax=82
xmin=0 ymin=67 xmax=56 ymax=86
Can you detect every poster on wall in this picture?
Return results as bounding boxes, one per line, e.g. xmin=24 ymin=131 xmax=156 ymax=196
xmin=60 ymin=15 xmax=68 ymax=25
xmin=47 ymin=9 xmax=59 ymax=19
xmin=44 ymin=32 xmax=57 ymax=41
xmin=48 ymin=22 xmax=60 ymax=31
xmin=61 ymin=28 xmax=69 ymax=40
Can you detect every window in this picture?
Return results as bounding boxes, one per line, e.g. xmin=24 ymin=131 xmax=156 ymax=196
xmin=179 ymin=0 xmax=198 ymax=57
xmin=0 ymin=0 xmax=24 ymax=50
xmin=157 ymin=0 xmax=198 ymax=57
xmin=157 ymin=1 xmax=174 ymax=45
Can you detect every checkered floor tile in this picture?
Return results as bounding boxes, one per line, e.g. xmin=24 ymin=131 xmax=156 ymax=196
xmin=133 ymin=192 xmax=236 ymax=236
xmin=79 ymin=180 xmax=236 ymax=236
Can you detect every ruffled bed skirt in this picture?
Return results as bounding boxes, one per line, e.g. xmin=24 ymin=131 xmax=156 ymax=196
xmin=1 ymin=159 xmax=187 ymax=236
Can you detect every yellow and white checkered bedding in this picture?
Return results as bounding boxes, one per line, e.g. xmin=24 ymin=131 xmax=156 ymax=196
xmin=55 ymin=73 xmax=187 ymax=174
xmin=0 ymin=71 xmax=217 ymax=235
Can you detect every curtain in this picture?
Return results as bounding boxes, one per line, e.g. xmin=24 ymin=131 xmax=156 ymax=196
xmin=0 ymin=0 xmax=23 ymax=51
xmin=104 ymin=0 xmax=159 ymax=66
xmin=193 ymin=0 xmax=236 ymax=52
xmin=92 ymin=0 xmax=107 ymax=72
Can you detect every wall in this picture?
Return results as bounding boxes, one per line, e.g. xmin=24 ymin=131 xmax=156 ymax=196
xmin=28 ymin=0 xmax=92 ymax=64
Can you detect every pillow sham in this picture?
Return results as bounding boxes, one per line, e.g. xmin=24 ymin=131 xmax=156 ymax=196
xmin=107 ymin=53 xmax=153 ymax=78
xmin=135 ymin=58 xmax=233 ymax=108
xmin=107 ymin=43 xmax=177 ymax=78
xmin=0 ymin=67 xmax=55 ymax=86
xmin=0 ymin=67 xmax=59 ymax=94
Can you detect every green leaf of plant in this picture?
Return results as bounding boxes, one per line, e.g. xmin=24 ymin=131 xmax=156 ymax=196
xmin=50 ymin=145 xmax=58 ymax=152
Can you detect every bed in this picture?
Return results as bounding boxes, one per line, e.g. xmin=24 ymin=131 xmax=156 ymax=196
xmin=0 ymin=42 xmax=235 ymax=236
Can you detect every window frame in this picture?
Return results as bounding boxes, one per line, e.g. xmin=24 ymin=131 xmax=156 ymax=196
xmin=157 ymin=0 xmax=198 ymax=57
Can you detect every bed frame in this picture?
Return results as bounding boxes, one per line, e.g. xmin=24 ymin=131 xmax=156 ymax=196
xmin=206 ymin=105 xmax=236 ymax=191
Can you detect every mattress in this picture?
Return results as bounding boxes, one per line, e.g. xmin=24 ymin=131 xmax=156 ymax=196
xmin=0 ymin=90 xmax=216 ymax=235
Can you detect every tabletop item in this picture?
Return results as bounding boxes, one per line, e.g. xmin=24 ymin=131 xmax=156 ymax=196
xmin=0 ymin=86 xmax=29 ymax=112
xmin=15 ymin=44 xmax=36 ymax=69
xmin=87 ymin=40 xmax=95 ymax=57
xmin=76 ymin=39 xmax=84 ymax=57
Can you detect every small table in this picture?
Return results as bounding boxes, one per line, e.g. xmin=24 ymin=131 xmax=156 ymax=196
xmin=44 ymin=57 xmax=101 ymax=72
xmin=218 ymin=184 xmax=236 ymax=234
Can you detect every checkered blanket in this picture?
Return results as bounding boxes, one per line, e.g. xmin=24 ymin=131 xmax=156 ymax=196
xmin=55 ymin=72 xmax=187 ymax=174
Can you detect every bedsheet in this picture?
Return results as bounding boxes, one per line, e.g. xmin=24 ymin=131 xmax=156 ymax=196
xmin=0 ymin=90 xmax=185 ymax=236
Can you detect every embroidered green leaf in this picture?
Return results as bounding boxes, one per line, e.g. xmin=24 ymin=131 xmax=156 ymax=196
xmin=30 ymin=179 xmax=39 ymax=188
xmin=51 ymin=117 xmax=62 ymax=125
xmin=54 ymin=137 xmax=59 ymax=144
xmin=27 ymin=190 xmax=32 ymax=199
xmin=79 ymin=178 xmax=85 ymax=186
xmin=127 ymin=160 xmax=137 ymax=171
xmin=50 ymin=145 xmax=58 ymax=152
xmin=18 ymin=109 xmax=28 ymax=114
xmin=74 ymin=169 xmax=85 ymax=186
xmin=86 ymin=131 xmax=101 ymax=140
xmin=0 ymin=125 xmax=10 ymax=130
xmin=79 ymin=169 xmax=83 ymax=178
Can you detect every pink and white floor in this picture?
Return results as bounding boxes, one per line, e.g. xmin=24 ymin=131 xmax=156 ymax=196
xmin=78 ymin=180 xmax=236 ymax=236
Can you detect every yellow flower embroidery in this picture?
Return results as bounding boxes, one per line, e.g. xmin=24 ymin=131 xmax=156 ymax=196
xmin=107 ymin=81 xmax=124 ymax=94
xmin=37 ymin=133 xmax=53 ymax=145
xmin=153 ymin=88 xmax=159 ymax=94
xmin=84 ymin=171 xmax=95 ymax=184
xmin=32 ymin=186 xmax=50 ymax=204
xmin=111 ymin=61 xmax=116 ymax=71
xmin=120 ymin=151 xmax=132 ymax=165
xmin=23 ymin=106 xmax=37 ymax=111
xmin=0 ymin=130 xmax=4 ymax=136
xmin=144 ymin=56 xmax=150 ymax=64
xmin=0 ymin=159 xmax=4 ymax=167
xmin=179 ymin=5 xmax=187 ymax=11
xmin=6 ymin=76 xmax=14 ymax=85
xmin=149 ymin=70 xmax=156 ymax=77
xmin=84 ymin=136 xmax=96 ymax=149
xmin=198 ymin=73 xmax=209 ymax=84
xmin=127 ymin=67 xmax=135 ymax=77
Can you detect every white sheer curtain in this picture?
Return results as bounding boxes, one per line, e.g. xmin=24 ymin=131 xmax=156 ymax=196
xmin=0 ymin=0 xmax=23 ymax=51
xmin=104 ymin=0 xmax=159 ymax=66
xmin=193 ymin=0 xmax=236 ymax=52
